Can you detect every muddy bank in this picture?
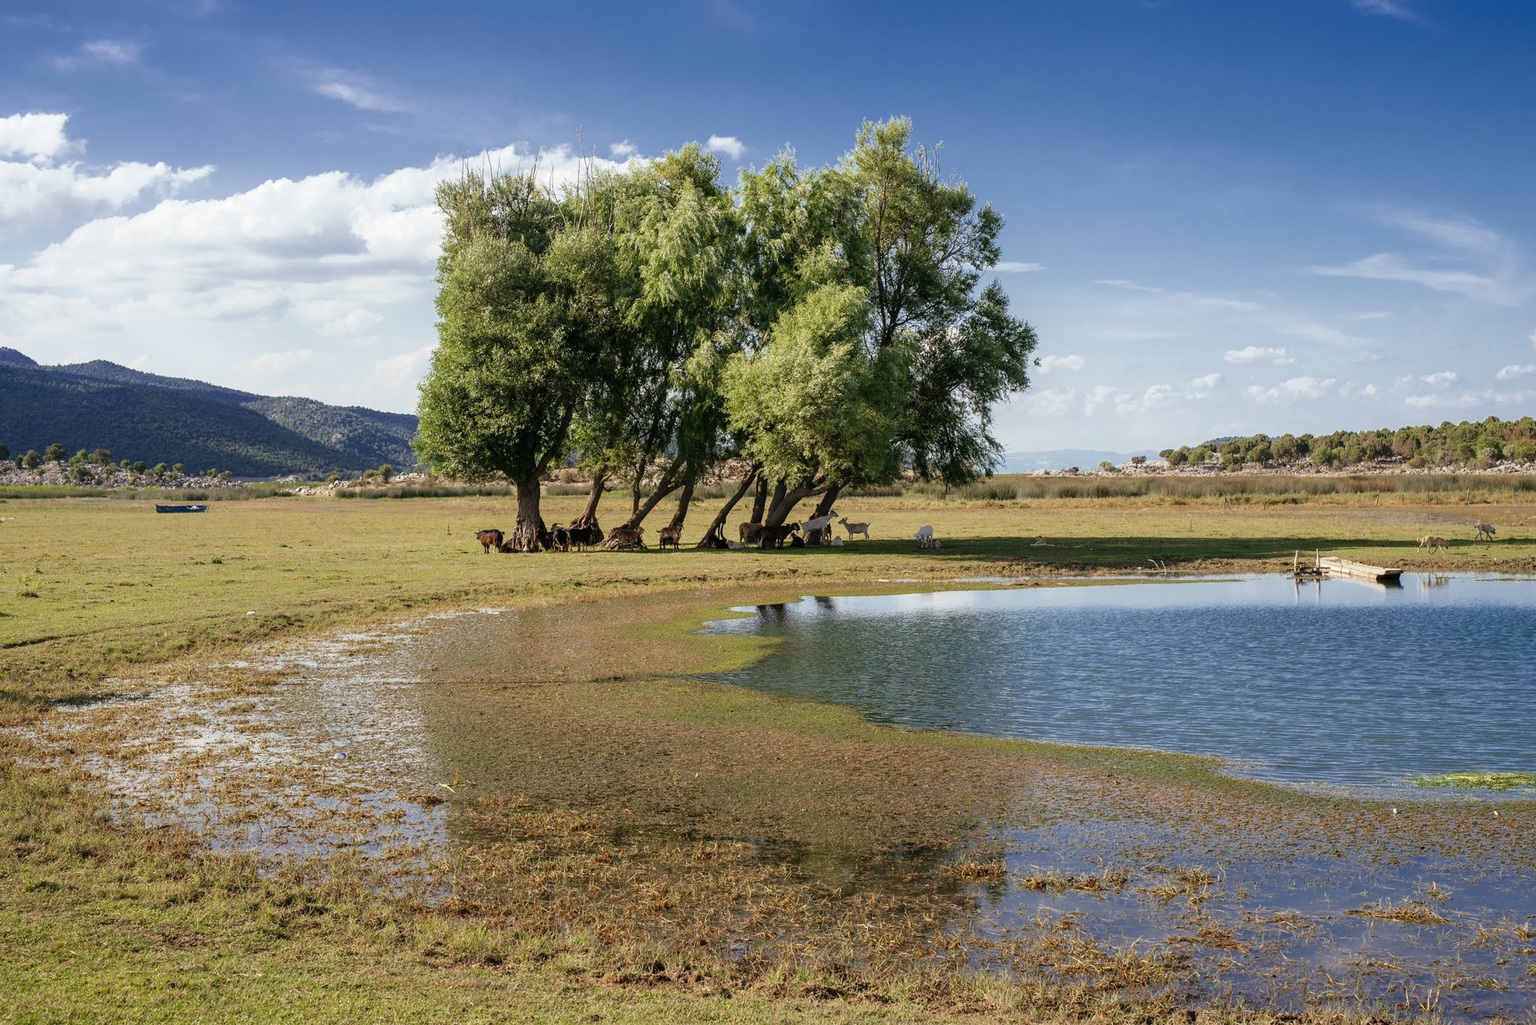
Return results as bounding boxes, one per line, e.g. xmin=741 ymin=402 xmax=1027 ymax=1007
xmin=28 ymin=587 xmax=1536 ymax=1020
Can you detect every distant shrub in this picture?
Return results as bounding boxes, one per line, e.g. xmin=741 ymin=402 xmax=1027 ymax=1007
xmin=45 ymin=444 xmax=66 ymax=463
xmin=22 ymin=449 xmax=41 ymax=469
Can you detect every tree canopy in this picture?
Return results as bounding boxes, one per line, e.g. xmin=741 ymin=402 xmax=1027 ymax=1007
xmin=416 ymin=119 xmax=1040 ymax=546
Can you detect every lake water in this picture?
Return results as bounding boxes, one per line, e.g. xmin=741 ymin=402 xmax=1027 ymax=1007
xmin=704 ymin=574 xmax=1536 ymax=791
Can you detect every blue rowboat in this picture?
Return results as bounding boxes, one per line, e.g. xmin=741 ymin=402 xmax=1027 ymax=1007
xmin=155 ymin=504 xmax=208 ymax=513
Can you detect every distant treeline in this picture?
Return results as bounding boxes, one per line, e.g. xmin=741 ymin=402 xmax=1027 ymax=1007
xmin=1162 ymin=416 xmax=1536 ymax=469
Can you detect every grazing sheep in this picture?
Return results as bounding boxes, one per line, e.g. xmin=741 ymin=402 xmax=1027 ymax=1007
xmin=1474 ymin=522 xmax=1497 ymax=542
xmin=658 ymin=525 xmax=681 ymax=550
xmin=1418 ymin=534 xmax=1448 ymax=553
xmin=839 ymin=517 xmax=870 ymax=541
xmin=914 ymin=524 xmax=934 ymax=548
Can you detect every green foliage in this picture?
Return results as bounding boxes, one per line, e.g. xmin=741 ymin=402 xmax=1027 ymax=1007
xmin=0 ymin=442 xmax=8 ymax=461
xmin=416 ymin=164 xmax=619 ymax=545
xmin=45 ymin=443 xmax=66 ymax=462
xmin=22 ymin=449 xmax=41 ymax=468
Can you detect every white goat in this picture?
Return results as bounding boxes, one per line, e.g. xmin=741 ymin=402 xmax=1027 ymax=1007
xmin=802 ymin=511 xmax=838 ymax=543
xmin=1474 ymin=522 xmax=1497 ymax=542
xmin=830 ymin=536 xmax=845 ymax=546
xmin=839 ymin=517 xmax=870 ymax=541
xmin=915 ymin=524 xmax=935 ymax=548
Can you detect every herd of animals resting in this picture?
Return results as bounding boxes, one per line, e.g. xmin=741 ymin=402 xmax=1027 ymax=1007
xmin=477 ymin=514 xmax=1502 ymax=555
xmin=475 ymin=510 xmax=939 ymax=553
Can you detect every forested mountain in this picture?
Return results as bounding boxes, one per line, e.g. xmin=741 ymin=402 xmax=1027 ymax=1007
xmin=0 ymin=351 xmax=417 ymax=477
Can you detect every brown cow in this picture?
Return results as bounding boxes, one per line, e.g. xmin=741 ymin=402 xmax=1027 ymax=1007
xmin=476 ymin=528 xmax=504 ymax=553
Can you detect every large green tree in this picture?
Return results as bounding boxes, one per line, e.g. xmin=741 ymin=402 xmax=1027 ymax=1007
xmin=727 ymin=119 xmax=1037 ymax=528
xmin=415 ymin=167 xmax=620 ymax=550
xmin=573 ymin=146 xmax=739 ymax=533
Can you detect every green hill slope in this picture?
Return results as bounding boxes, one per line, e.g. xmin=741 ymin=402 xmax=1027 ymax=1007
xmin=0 ymin=355 xmax=418 ymax=477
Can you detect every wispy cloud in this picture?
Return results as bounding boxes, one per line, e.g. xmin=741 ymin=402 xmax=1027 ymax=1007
xmin=1350 ymin=0 xmax=1417 ymax=20
xmin=1496 ymin=364 xmax=1536 ymax=380
xmin=52 ymin=38 xmax=145 ymax=71
xmin=302 ymin=65 xmax=411 ymax=113
xmin=1310 ymin=207 xmax=1528 ymax=305
xmin=706 ymin=134 xmax=745 ymax=160
xmin=1422 ymin=370 xmax=1458 ymax=386
xmin=993 ymin=261 xmax=1043 ymax=273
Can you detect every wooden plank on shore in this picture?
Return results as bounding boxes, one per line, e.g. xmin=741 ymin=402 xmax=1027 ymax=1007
xmin=1318 ymin=556 xmax=1404 ymax=583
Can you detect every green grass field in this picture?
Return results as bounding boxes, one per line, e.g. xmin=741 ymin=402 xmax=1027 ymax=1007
xmin=2 ymin=489 xmax=1534 ymax=1022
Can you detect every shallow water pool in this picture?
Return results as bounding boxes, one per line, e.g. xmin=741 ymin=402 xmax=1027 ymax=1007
xmin=703 ymin=574 xmax=1536 ymax=792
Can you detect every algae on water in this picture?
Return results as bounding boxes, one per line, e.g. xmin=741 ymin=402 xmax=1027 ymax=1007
xmin=1410 ymin=771 xmax=1536 ymax=791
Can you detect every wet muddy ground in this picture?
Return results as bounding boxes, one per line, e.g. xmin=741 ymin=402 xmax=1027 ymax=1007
xmin=23 ymin=589 xmax=1536 ymax=1021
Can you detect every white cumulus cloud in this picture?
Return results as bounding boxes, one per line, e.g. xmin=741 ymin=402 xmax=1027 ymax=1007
xmin=1246 ymin=376 xmax=1337 ymax=405
xmin=706 ymin=134 xmax=745 ymax=160
xmin=0 ymin=113 xmax=76 ymax=162
xmin=1224 ymin=345 xmax=1294 ymax=365
xmin=0 ymin=127 xmax=654 ymax=411
xmin=1496 ymin=364 xmax=1536 ymax=380
xmin=609 ymin=140 xmax=638 ymax=158
xmin=1422 ymin=370 xmax=1458 ymax=386
xmin=0 ymin=112 xmax=212 ymax=229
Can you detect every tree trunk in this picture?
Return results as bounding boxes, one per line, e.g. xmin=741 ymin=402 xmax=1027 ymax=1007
xmin=622 ymin=462 xmax=685 ymax=531
xmin=748 ymin=475 xmax=769 ymax=523
xmin=761 ymin=478 xmax=787 ymax=524
xmin=667 ymin=480 xmax=695 ymax=533
xmin=577 ymin=469 xmax=606 ymax=527
xmin=510 ymin=475 xmax=545 ymax=551
xmin=805 ymin=483 xmax=843 ymax=544
xmin=698 ymin=467 xmax=757 ymax=545
xmin=764 ymin=477 xmax=830 ymax=527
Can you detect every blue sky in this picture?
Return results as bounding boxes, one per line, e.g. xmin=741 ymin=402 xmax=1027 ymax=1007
xmin=2 ymin=0 xmax=1533 ymax=452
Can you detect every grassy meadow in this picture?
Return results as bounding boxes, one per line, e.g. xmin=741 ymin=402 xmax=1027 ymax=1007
xmin=3 ymin=483 xmax=1535 ymax=1022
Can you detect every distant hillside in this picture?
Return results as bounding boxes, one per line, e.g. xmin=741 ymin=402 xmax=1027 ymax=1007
xmin=0 ymin=353 xmax=418 ymax=477
xmin=1000 ymin=448 xmax=1162 ymax=473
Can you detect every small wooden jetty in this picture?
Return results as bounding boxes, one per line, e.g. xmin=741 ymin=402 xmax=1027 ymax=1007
xmin=1292 ymin=550 xmax=1403 ymax=584
xmin=1317 ymin=556 xmax=1403 ymax=584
